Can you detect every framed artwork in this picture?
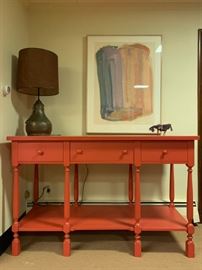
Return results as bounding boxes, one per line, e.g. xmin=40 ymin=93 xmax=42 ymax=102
xmin=86 ymin=35 xmax=162 ymax=134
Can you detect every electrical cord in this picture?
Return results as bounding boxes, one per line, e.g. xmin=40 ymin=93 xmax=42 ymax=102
xmin=32 ymin=165 xmax=89 ymax=205
xmin=80 ymin=165 xmax=89 ymax=203
xmin=34 ymin=185 xmax=50 ymax=203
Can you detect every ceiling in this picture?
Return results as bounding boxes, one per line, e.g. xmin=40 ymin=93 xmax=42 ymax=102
xmin=22 ymin=0 xmax=202 ymax=4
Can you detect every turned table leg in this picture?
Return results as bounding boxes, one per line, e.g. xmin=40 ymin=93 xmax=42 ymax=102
xmin=134 ymin=165 xmax=141 ymax=257
xmin=12 ymin=166 xmax=21 ymax=256
xmin=33 ymin=164 xmax=39 ymax=204
xmin=63 ymin=165 xmax=71 ymax=256
xmin=128 ymin=164 xmax=133 ymax=205
xmin=186 ymin=165 xmax=195 ymax=258
xmin=169 ymin=164 xmax=175 ymax=208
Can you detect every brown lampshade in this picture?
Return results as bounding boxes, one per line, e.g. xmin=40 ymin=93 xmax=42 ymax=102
xmin=17 ymin=48 xmax=59 ymax=96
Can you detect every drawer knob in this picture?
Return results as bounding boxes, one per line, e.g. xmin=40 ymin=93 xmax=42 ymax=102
xmin=37 ymin=150 xmax=44 ymax=156
xmin=122 ymin=150 xmax=128 ymax=154
xmin=162 ymin=149 xmax=168 ymax=155
xmin=76 ymin=149 xmax=83 ymax=154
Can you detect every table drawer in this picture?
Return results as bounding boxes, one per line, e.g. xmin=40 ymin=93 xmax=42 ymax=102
xmin=70 ymin=142 xmax=133 ymax=163
xmin=141 ymin=142 xmax=188 ymax=163
xmin=18 ymin=142 xmax=64 ymax=163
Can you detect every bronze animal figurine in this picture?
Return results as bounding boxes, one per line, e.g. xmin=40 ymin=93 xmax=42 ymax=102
xmin=149 ymin=124 xmax=173 ymax=135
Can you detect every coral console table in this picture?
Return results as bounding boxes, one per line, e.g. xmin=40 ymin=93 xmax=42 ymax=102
xmin=7 ymin=135 xmax=199 ymax=257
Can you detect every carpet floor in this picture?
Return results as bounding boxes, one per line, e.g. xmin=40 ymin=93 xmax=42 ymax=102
xmin=0 ymin=224 xmax=201 ymax=270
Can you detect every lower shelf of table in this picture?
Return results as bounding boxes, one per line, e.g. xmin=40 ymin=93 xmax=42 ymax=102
xmin=18 ymin=204 xmax=188 ymax=232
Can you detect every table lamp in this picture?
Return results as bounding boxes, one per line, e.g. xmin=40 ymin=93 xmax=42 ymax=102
xmin=17 ymin=48 xmax=59 ymax=136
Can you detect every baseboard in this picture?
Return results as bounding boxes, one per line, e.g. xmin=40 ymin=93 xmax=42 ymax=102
xmin=0 ymin=212 xmax=26 ymax=256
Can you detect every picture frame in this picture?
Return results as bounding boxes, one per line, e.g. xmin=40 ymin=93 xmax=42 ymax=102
xmin=86 ymin=35 xmax=162 ymax=134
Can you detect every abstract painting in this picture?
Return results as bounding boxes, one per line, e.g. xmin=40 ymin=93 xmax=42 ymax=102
xmin=87 ymin=35 xmax=162 ymax=134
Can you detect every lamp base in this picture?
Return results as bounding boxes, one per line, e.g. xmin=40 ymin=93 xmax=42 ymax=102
xmin=26 ymin=99 xmax=52 ymax=136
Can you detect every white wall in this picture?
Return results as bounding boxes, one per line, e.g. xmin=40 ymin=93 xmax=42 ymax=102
xmin=25 ymin=3 xmax=202 ymax=209
xmin=28 ymin=3 xmax=202 ymax=135
xmin=0 ymin=0 xmax=29 ymax=235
